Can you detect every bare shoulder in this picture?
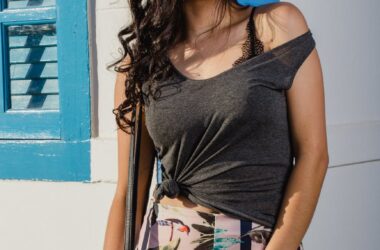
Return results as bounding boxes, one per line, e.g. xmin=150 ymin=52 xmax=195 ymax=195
xmin=253 ymin=2 xmax=311 ymax=48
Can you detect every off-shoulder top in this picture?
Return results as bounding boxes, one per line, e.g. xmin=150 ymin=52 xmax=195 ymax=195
xmin=141 ymin=7 xmax=316 ymax=228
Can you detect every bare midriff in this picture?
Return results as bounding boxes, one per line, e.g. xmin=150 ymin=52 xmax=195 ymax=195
xmin=158 ymin=194 xmax=220 ymax=214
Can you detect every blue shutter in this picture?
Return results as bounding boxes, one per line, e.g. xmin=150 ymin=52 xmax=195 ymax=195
xmin=7 ymin=0 xmax=56 ymax=9
xmin=8 ymin=23 xmax=59 ymax=110
xmin=0 ymin=0 xmax=90 ymax=181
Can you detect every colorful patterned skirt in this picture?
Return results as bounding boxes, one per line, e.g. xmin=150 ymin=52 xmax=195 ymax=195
xmin=135 ymin=197 xmax=304 ymax=250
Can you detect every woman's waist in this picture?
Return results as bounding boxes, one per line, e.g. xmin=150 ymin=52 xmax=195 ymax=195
xmin=157 ymin=194 xmax=221 ymax=214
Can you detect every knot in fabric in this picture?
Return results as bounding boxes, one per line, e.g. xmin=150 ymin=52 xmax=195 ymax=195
xmin=153 ymin=179 xmax=181 ymax=201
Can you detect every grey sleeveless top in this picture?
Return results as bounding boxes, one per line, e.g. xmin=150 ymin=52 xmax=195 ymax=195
xmin=141 ymin=8 xmax=316 ymax=228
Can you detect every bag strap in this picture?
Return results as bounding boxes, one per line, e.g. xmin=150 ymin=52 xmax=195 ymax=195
xmin=124 ymin=101 xmax=143 ymax=250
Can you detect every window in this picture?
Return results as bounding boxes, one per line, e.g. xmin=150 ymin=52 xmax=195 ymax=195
xmin=0 ymin=0 xmax=90 ymax=181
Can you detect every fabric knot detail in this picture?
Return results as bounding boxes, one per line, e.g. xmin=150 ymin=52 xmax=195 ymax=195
xmin=153 ymin=179 xmax=181 ymax=201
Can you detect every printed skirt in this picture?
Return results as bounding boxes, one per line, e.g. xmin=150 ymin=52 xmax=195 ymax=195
xmin=135 ymin=197 xmax=304 ymax=250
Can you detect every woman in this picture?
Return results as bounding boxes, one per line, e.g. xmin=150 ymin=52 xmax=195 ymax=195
xmin=104 ymin=1 xmax=329 ymax=249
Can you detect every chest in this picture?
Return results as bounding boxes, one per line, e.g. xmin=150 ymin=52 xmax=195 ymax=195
xmin=143 ymin=72 xmax=289 ymax=145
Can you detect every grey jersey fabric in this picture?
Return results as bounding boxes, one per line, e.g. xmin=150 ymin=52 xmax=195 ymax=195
xmin=142 ymin=29 xmax=316 ymax=228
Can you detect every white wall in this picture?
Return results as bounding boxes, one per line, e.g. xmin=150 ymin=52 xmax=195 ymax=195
xmin=292 ymin=0 xmax=380 ymax=249
xmin=0 ymin=0 xmax=379 ymax=249
xmin=90 ymin=0 xmax=131 ymax=182
xmin=304 ymin=161 xmax=380 ymax=249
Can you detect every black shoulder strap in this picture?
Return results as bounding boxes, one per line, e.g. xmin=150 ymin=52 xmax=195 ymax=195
xmin=124 ymin=101 xmax=143 ymax=250
xmin=232 ymin=7 xmax=264 ymax=67
xmin=247 ymin=6 xmax=264 ymax=57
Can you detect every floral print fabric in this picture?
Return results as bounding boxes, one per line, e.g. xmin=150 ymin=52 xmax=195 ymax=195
xmin=135 ymin=198 xmax=304 ymax=250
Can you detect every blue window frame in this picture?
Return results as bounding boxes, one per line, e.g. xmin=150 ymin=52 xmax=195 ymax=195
xmin=0 ymin=0 xmax=90 ymax=181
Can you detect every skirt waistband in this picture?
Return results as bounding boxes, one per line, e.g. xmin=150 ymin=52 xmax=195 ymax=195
xmin=153 ymin=199 xmax=221 ymax=218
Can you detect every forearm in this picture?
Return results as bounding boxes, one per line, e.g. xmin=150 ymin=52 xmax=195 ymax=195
xmin=103 ymin=189 xmax=149 ymax=250
xmin=265 ymin=153 xmax=328 ymax=250
xmin=104 ymin=194 xmax=127 ymax=250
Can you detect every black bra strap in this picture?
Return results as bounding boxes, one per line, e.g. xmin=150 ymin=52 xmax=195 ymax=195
xmin=232 ymin=7 xmax=264 ymax=67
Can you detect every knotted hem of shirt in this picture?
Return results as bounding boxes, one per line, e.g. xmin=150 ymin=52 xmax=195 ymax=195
xmin=153 ymin=178 xmax=181 ymax=202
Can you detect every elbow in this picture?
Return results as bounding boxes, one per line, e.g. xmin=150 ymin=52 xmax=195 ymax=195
xmin=315 ymin=145 xmax=329 ymax=168
xmin=311 ymin=151 xmax=329 ymax=173
xmin=322 ymin=151 xmax=329 ymax=166
xmin=317 ymin=151 xmax=329 ymax=172
xmin=311 ymin=150 xmax=329 ymax=184
xmin=295 ymin=145 xmax=330 ymax=170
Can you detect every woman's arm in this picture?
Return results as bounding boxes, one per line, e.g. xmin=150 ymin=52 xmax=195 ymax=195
xmin=103 ymin=56 xmax=156 ymax=250
xmin=263 ymin=3 xmax=329 ymax=250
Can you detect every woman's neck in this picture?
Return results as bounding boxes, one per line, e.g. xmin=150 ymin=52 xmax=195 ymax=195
xmin=182 ymin=1 xmax=252 ymax=40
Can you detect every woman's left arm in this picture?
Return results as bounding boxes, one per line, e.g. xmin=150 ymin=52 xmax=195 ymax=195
xmin=264 ymin=3 xmax=329 ymax=250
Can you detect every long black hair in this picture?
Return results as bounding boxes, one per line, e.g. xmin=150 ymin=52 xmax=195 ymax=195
xmin=108 ymin=0 xmax=249 ymax=134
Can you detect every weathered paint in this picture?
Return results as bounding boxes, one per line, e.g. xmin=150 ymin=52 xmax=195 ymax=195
xmin=0 ymin=110 xmax=60 ymax=139
xmin=0 ymin=7 xmax=56 ymax=23
xmin=7 ymin=0 xmax=56 ymax=9
xmin=0 ymin=139 xmax=90 ymax=181
xmin=0 ymin=0 xmax=91 ymax=181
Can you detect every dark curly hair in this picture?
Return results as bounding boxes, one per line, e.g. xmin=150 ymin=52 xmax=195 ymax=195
xmin=108 ymin=0 xmax=248 ymax=134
